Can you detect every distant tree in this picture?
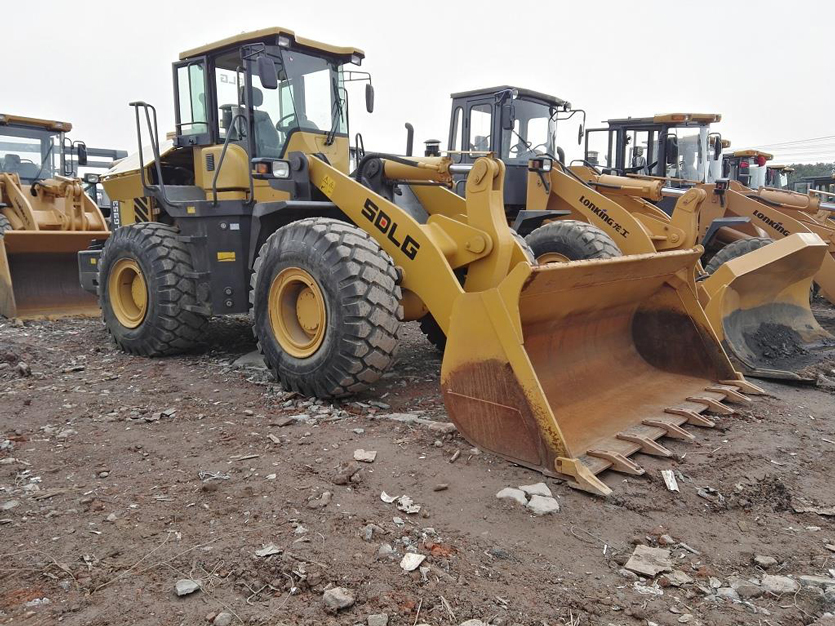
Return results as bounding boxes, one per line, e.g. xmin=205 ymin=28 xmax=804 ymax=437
xmin=787 ymin=162 xmax=834 ymax=186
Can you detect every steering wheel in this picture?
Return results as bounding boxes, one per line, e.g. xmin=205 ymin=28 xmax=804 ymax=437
xmin=275 ymin=112 xmax=297 ymax=133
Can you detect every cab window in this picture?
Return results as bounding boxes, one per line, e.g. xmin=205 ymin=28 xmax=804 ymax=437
xmin=469 ymin=104 xmax=492 ymax=152
xmin=177 ymin=62 xmax=208 ymax=136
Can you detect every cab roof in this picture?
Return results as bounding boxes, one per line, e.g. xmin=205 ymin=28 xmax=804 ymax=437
xmin=768 ymin=164 xmax=794 ymax=172
xmin=450 ymin=86 xmax=569 ymax=109
xmin=605 ymin=113 xmax=721 ymax=125
xmin=728 ymin=149 xmax=773 ymax=159
xmin=0 ymin=113 xmax=71 ymax=132
xmin=179 ymin=27 xmax=364 ymax=62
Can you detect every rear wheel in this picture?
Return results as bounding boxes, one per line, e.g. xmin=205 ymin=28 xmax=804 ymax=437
xmin=418 ymin=231 xmax=535 ymax=353
xmin=250 ymin=218 xmax=401 ymax=398
xmin=526 ymin=219 xmax=622 ymax=263
xmin=98 ymin=222 xmax=209 ymax=355
xmin=704 ymin=237 xmax=773 ymax=275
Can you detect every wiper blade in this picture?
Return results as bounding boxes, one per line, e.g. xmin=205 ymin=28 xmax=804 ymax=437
xmin=325 ymin=76 xmax=344 ymax=146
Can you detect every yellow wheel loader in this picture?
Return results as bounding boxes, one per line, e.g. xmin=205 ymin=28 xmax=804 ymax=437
xmin=0 ymin=114 xmax=112 ymax=318
xmin=436 ymin=88 xmax=832 ymax=381
xmin=82 ymin=29 xmax=761 ymax=495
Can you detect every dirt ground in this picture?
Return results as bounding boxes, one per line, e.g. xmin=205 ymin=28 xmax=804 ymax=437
xmin=1 ymin=303 xmax=834 ymax=626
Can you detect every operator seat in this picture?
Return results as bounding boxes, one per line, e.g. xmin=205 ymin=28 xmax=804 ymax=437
xmin=247 ymin=87 xmax=281 ymax=158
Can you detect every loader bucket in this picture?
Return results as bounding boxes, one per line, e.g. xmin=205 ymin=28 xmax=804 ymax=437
xmin=440 ymin=248 xmax=759 ymax=496
xmin=0 ymin=231 xmax=109 ymax=319
xmin=699 ymin=233 xmax=834 ymax=382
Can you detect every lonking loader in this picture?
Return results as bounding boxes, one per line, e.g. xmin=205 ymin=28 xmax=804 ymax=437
xmin=436 ymin=87 xmax=833 ymax=381
xmin=82 ymin=28 xmax=761 ymax=495
xmin=0 ymin=114 xmax=114 ymax=318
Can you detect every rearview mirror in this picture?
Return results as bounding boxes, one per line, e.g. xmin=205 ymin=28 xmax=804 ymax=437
xmin=577 ymin=124 xmax=584 ymax=145
xmin=257 ymin=56 xmax=278 ymax=90
xmin=712 ymin=135 xmax=722 ymax=160
xmin=501 ymin=103 xmax=515 ymax=131
xmin=76 ymin=142 xmax=88 ymax=167
xmin=665 ymin=135 xmax=679 ymax=165
xmin=365 ymin=84 xmax=375 ymax=113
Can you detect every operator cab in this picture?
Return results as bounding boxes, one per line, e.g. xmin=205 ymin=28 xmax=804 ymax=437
xmin=447 ymin=86 xmax=568 ymax=210
xmin=722 ymin=149 xmax=773 ymax=189
xmin=584 ymin=113 xmax=723 ymax=185
xmin=0 ymin=114 xmax=88 ymax=184
xmin=764 ymin=164 xmax=794 ymax=190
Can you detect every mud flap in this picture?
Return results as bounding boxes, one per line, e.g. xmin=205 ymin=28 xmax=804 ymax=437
xmin=0 ymin=231 xmax=109 ymax=319
xmin=700 ymin=233 xmax=834 ymax=382
xmin=440 ymin=249 xmax=758 ymax=496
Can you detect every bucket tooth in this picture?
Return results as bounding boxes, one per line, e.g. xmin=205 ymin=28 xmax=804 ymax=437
xmin=615 ymin=433 xmax=672 ymax=457
xmin=587 ymin=449 xmax=645 ymax=475
xmin=686 ymin=396 xmax=734 ymax=415
xmin=557 ymin=457 xmax=613 ymax=496
xmin=642 ymin=419 xmax=696 ymax=441
xmin=665 ymin=407 xmax=716 ymax=428
xmin=705 ymin=385 xmax=749 ymax=404
xmin=720 ymin=379 xmax=765 ymax=395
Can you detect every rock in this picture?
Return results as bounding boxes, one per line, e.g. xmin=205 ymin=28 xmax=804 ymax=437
xmin=367 ymin=614 xmax=389 ymax=626
xmin=332 ymin=462 xmax=361 ymax=485
xmin=761 ymin=574 xmax=799 ymax=594
xmin=254 ymin=543 xmax=281 ymax=557
xmin=17 ymin=362 xmax=31 ymax=377
xmin=658 ymin=534 xmax=676 ymax=546
xmin=677 ymin=615 xmax=693 ymax=624
xmin=105 ymin=513 xmax=117 ymax=522
xmin=175 ymin=579 xmax=201 ymax=596
xmin=662 ymin=570 xmax=693 ymax=587
xmin=460 ymin=621 xmax=486 ymax=626
xmin=354 ymin=449 xmax=377 ymax=463
xmin=232 ymin=350 xmax=267 ymax=370
xmin=362 ymin=524 xmax=384 ymax=542
xmin=377 ymin=543 xmax=394 ymax=559
xmin=799 ymin=575 xmax=835 ymax=589
xmin=1 ymin=500 xmax=20 ymax=511
xmin=619 ymin=568 xmax=639 ymax=580
xmin=433 ymin=483 xmax=449 ymax=492
xmin=495 ymin=487 xmax=527 ymax=506
xmin=294 ymin=525 xmax=308 ymax=535
xmin=213 ymin=612 xmax=233 ymax=626
xmin=400 ymin=552 xmax=426 ymax=572
xmin=323 ymin=586 xmax=354 ymax=612
xmin=518 ymin=482 xmax=552 ymax=498
xmin=732 ymin=579 xmax=763 ymax=599
xmin=352 ymin=428 xmax=365 ymax=434
xmin=716 ymin=587 xmax=741 ymax=602
xmin=624 ymin=545 xmax=673 ymax=577
xmin=525 ymin=495 xmax=560 ymax=515
xmin=754 ymin=554 xmax=778 ymax=568
xmin=307 ymin=491 xmax=332 ymax=509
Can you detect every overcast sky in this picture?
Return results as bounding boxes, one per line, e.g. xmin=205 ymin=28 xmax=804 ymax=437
xmin=6 ymin=0 xmax=834 ymax=164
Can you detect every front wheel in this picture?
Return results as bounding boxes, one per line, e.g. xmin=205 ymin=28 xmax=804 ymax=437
xmin=98 ymin=222 xmax=209 ymax=355
xmin=250 ymin=218 xmax=401 ymax=398
xmin=525 ymin=219 xmax=622 ymax=263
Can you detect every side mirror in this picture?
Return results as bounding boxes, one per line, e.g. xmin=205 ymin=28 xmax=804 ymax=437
xmin=577 ymin=124 xmax=584 ymax=145
xmin=711 ymin=135 xmax=722 ymax=160
xmin=501 ymin=103 xmax=515 ymax=131
xmin=665 ymin=135 xmax=679 ymax=165
xmin=76 ymin=142 xmax=88 ymax=167
xmin=365 ymin=84 xmax=375 ymax=113
xmin=257 ymin=56 xmax=278 ymax=90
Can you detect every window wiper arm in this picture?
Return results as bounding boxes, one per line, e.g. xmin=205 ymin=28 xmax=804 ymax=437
xmin=325 ymin=76 xmax=344 ymax=146
xmin=31 ymin=142 xmax=55 ymax=182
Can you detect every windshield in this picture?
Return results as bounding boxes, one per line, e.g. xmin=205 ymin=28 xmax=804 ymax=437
xmin=213 ymin=47 xmax=346 ymax=158
xmin=501 ymin=98 xmax=556 ymax=164
xmin=662 ymin=126 xmax=709 ymax=182
xmin=0 ymin=125 xmax=62 ymax=183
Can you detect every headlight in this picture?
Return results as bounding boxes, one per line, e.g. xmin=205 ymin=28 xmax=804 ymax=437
xmin=272 ymin=161 xmax=290 ymax=178
xmin=528 ymin=157 xmax=553 ymax=173
xmin=84 ymin=173 xmax=100 ymax=184
xmin=277 ymin=34 xmax=292 ymax=48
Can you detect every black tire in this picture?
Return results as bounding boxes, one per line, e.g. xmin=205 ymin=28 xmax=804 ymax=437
xmin=250 ymin=218 xmax=401 ymax=398
xmin=525 ymin=219 xmax=622 ymax=262
xmin=0 ymin=215 xmax=11 ymax=235
xmin=704 ymin=237 xmax=773 ymax=275
xmin=98 ymin=222 xmax=209 ymax=356
xmin=418 ymin=230 xmax=535 ymax=353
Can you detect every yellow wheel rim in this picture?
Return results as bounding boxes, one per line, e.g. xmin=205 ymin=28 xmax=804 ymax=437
xmin=109 ymin=258 xmax=148 ymax=328
xmin=537 ymin=252 xmax=571 ymax=264
xmin=268 ymin=267 xmax=327 ymax=358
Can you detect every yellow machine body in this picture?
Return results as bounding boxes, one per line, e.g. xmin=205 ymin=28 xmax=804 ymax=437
xmin=0 ymin=171 xmax=109 ymax=318
xmin=525 ymin=164 xmax=831 ymax=381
